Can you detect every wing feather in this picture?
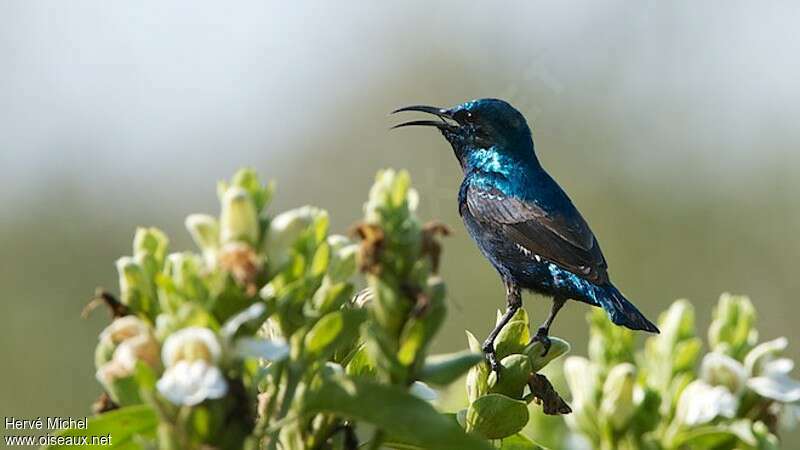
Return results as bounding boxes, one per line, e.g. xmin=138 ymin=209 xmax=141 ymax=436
xmin=466 ymin=183 xmax=609 ymax=284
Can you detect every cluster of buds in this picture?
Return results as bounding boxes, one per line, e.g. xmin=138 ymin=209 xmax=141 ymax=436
xmin=562 ymin=294 xmax=799 ymax=450
xmin=89 ymin=170 xmax=292 ymax=449
xmin=351 ymin=170 xmax=450 ymax=387
xmin=461 ymin=309 xmax=570 ymax=442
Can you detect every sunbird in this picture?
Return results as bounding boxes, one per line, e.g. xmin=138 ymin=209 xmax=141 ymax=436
xmin=392 ymin=98 xmax=659 ymax=373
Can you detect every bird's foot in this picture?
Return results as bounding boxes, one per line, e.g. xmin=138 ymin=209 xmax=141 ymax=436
xmin=482 ymin=342 xmax=501 ymax=375
xmin=530 ymin=327 xmax=552 ymax=357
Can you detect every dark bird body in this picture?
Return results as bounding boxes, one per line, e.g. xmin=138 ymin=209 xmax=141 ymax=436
xmin=393 ymin=98 xmax=658 ymax=372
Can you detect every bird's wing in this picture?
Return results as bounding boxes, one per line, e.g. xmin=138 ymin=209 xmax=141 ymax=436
xmin=465 ymin=183 xmax=609 ymax=284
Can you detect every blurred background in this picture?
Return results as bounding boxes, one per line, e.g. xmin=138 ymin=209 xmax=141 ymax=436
xmin=1 ymin=0 xmax=799 ymax=444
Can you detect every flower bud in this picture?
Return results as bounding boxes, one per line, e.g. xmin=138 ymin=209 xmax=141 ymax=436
xmin=116 ymin=257 xmax=156 ymax=314
xmin=655 ymin=299 xmax=696 ymax=352
xmin=220 ymin=187 xmax=259 ymax=245
xmin=364 ymin=170 xmax=419 ymax=223
xmin=708 ymin=293 xmax=758 ymax=359
xmin=226 ymin=168 xmax=273 ymax=212
xmin=133 ymin=227 xmax=168 ymax=269
xmin=163 ymin=252 xmax=207 ymax=307
xmin=362 ymin=170 xmax=421 ymax=264
xmin=600 ymin=363 xmax=637 ymax=430
xmin=264 ymin=206 xmax=327 ymax=270
xmin=185 ymin=214 xmax=220 ymax=263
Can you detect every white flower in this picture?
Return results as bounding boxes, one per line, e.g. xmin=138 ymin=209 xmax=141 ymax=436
xmin=99 ymin=316 xmax=150 ymax=346
xmin=700 ymin=352 xmax=748 ymax=394
xmin=162 ymin=327 xmax=222 ymax=367
xmin=745 ymin=337 xmax=788 ymax=375
xmin=742 ymin=337 xmax=800 ymax=403
xmin=410 ymin=381 xmax=438 ymax=402
xmin=156 ymin=360 xmax=228 ymax=406
xmin=114 ymin=334 xmax=160 ymax=372
xmin=96 ymin=317 xmax=159 ymax=388
xmin=748 ymin=358 xmax=800 ymax=402
xmin=676 ymin=380 xmax=738 ymax=425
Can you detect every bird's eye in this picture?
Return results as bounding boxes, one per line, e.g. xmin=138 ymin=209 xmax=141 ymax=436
xmin=454 ymin=110 xmax=474 ymax=123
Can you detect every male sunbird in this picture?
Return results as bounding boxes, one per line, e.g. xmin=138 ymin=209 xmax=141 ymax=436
xmin=392 ymin=98 xmax=659 ymax=373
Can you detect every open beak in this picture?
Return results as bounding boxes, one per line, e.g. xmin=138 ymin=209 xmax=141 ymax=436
xmin=390 ymin=105 xmax=458 ymax=131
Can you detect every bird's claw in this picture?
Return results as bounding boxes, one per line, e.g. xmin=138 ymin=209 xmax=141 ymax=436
xmin=486 ymin=352 xmax=501 ymax=375
xmin=531 ymin=328 xmax=552 ymax=357
xmin=483 ymin=343 xmax=502 ymax=376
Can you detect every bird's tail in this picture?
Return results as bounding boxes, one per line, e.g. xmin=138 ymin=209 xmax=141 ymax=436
xmin=596 ymin=284 xmax=659 ymax=333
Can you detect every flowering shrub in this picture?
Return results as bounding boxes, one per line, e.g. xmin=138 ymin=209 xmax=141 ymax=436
xmin=53 ymin=168 xmax=798 ymax=450
xmin=59 ymin=168 xmax=568 ymax=450
xmin=559 ymin=295 xmax=800 ymax=450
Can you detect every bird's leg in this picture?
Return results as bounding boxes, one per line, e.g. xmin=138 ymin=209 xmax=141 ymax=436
xmin=482 ymin=280 xmax=522 ymax=374
xmin=530 ymin=296 xmax=566 ymax=357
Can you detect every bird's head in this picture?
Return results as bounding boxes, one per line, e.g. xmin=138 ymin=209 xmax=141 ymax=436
xmin=392 ymin=98 xmax=535 ymax=167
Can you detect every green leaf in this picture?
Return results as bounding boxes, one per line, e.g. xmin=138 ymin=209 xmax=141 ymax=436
xmin=466 ymin=330 xmax=482 ymax=353
xmin=490 ymin=354 xmax=531 ymax=399
xmin=310 ymin=242 xmax=330 ymax=277
xmin=310 ymin=279 xmax=353 ymax=315
xmin=398 ymin=320 xmax=426 ymax=366
xmin=524 ymin=337 xmax=570 ymax=372
xmin=43 ymin=405 xmax=157 ymax=449
xmin=305 ymin=309 xmax=366 ymax=359
xmin=501 ymin=434 xmax=549 ymax=450
xmin=495 ymin=309 xmax=530 ymax=359
xmin=305 ymin=311 xmax=344 ymax=354
xmin=303 ymin=375 xmax=492 ymax=450
xmin=345 ymin=345 xmax=377 ymax=378
xmin=466 ymin=393 xmax=529 ymax=440
xmin=104 ymin=375 xmax=142 ymax=407
xmin=419 ymin=351 xmax=484 ymax=387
